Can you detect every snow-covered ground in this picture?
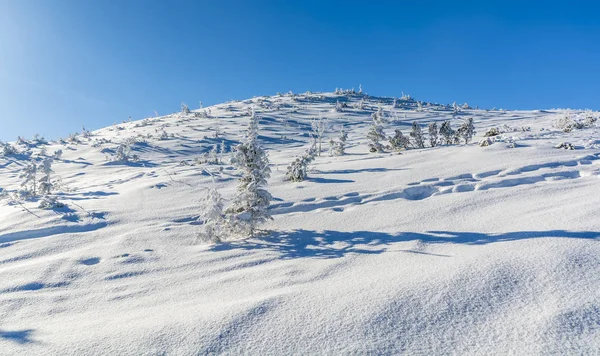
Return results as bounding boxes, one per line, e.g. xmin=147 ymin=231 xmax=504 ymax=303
xmin=1 ymin=92 xmax=599 ymax=355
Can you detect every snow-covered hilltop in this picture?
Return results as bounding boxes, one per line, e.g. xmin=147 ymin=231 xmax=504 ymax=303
xmin=1 ymin=90 xmax=599 ymax=355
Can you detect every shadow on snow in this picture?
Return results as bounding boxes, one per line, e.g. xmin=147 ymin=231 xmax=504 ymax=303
xmin=211 ymin=229 xmax=599 ymax=260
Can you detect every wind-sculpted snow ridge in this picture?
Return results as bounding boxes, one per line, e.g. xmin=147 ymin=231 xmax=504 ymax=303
xmin=1 ymin=91 xmax=599 ymax=354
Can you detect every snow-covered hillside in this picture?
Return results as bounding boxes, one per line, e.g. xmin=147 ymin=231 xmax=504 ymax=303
xmin=1 ymin=91 xmax=599 ymax=355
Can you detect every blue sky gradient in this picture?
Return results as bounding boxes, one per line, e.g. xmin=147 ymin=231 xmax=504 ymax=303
xmin=1 ymin=0 xmax=599 ymax=141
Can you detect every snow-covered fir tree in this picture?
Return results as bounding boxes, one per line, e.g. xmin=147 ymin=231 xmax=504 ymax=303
xmin=199 ymin=186 xmax=225 ymax=242
xmin=158 ymin=130 xmax=169 ymax=140
xmin=367 ymin=109 xmax=386 ymax=153
xmin=457 ymin=117 xmax=475 ymax=144
xmin=219 ymin=140 xmax=227 ymax=159
xmin=38 ymin=157 xmax=55 ymax=196
xmin=452 ymin=102 xmax=459 ymax=114
xmin=416 ymin=101 xmax=424 ymax=112
xmin=334 ymin=100 xmax=343 ymax=112
xmin=286 ymin=144 xmax=316 ymax=182
xmin=181 ymin=103 xmax=190 ymax=114
xmin=410 ymin=121 xmax=425 ymax=148
xmin=19 ymin=162 xmax=38 ymax=197
xmin=332 ymin=128 xmax=348 ymax=156
xmin=111 ymin=139 xmax=138 ymax=162
xmin=355 ymin=98 xmax=366 ymax=110
xmin=389 ymin=129 xmax=411 ymax=151
xmin=82 ymin=125 xmax=92 ymax=138
xmin=208 ymin=144 xmax=219 ymax=164
xmin=428 ymin=122 xmax=439 ymax=147
xmin=439 ymin=121 xmax=456 ymax=145
xmin=1 ymin=142 xmax=17 ymax=156
xmin=310 ymin=117 xmax=327 ymax=156
xmin=226 ymin=109 xmax=272 ymax=237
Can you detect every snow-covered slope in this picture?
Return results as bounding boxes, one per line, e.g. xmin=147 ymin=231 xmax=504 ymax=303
xmin=1 ymin=92 xmax=599 ymax=355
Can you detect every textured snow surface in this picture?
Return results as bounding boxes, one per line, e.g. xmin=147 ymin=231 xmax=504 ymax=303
xmin=1 ymin=93 xmax=599 ymax=355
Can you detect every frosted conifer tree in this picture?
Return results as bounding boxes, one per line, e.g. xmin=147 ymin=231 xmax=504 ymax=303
xmin=1 ymin=142 xmax=17 ymax=156
xmin=114 ymin=143 xmax=131 ymax=162
xmin=389 ymin=129 xmax=411 ymax=151
xmin=82 ymin=126 xmax=91 ymax=138
xmin=439 ymin=121 xmax=456 ymax=145
xmin=332 ymin=128 xmax=348 ymax=156
xmin=410 ymin=122 xmax=425 ymax=148
xmin=208 ymin=144 xmax=219 ymax=164
xmin=416 ymin=101 xmax=424 ymax=112
xmin=328 ymin=138 xmax=336 ymax=156
xmin=38 ymin=157 xmax=55 ymax=196
xmin=310 ymin=117 xmax=327 ymax=156
xmin=181 ymin=103 xmax=190 ymax=114
xmin=334 ymin=100 xmax=343 ymax=112
xmin=286 ymin=144 xmax=316 ymax=182
xmin=226 ymin=109 xmax=272 ymax=237
xmin=452 ymin=102 xmax=459 ymax=114
xmin=19 ymin=162 xmax=38 ymax=197
xmin=367 ymin=111 xmax=386 ymax=153
xmin=199 ymin=186 xmax=225 ymax=242
xmin=457 ymin=117 xmax=475 ymax=144
xmin=355 ymin=98 xmax=366 ymax=110
xmin=428 ymin=122 xmax=439 ymax=147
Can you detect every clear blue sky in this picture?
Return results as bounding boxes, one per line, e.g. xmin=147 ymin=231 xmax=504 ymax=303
xmin=1 ymin=0 xmax=599 ymax=141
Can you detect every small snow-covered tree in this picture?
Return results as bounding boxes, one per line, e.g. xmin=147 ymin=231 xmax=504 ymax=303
xmin=311 ymin=116 xmax=327 ymax=156
xmin=355 ymin=98 xmax=366 ymax=110
xmin=373 ymin=105 xmax=386 ymax=123
xmin=1 ymin=142 xmax=17 ymax=156
xmin=410 ymin=121 xmax=425 ymax=148
xmin=53 ymin=149 xmax=63 ymax=160
xmin=416 ymin=101 xmax=424 ymax=112
xmin=111 ymin=139 xmax=138 ymax=163
xmin=428 ymin=122 xmax=439 ymax=147
xmin=158 ymin=130 xmax=169 ymax=140
xmin=439 ymin=121 xmax=456 ymax=145
xmin=452 ymin=102 xmax=459 ymax=114
xmin=328 ymin=138 xmax=335 ymax=156
xmin=38 ymin=157 xmax=54 ymax=196
xmin=82 ymin=125 xmax=92 ymax=138
xmin=208 ymin=144 xmax=219 ymax=164
xmin=19 ymin=162 xmax=38 ymax=197
xmin=367 ymin=110 xmax=386 ymax=153
xmin=199 ymin=186 xmax=225 ymax=242
xmin=457 ymin=117 xmax=475 ymax=144
xmin=181 ymin=103 xmax=190 ymax=114
xmin=332 ymin=128 xmax=348 ymax=156
xmin=389 ymin=129 xmax=411 ymax=151
xmin=334 ymin=100 xmax=343 ymax=112
xmin=226 ymin=109 xmax=272 ymax=237
xmin=286 ymin=144 xmax=316 ymax=182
